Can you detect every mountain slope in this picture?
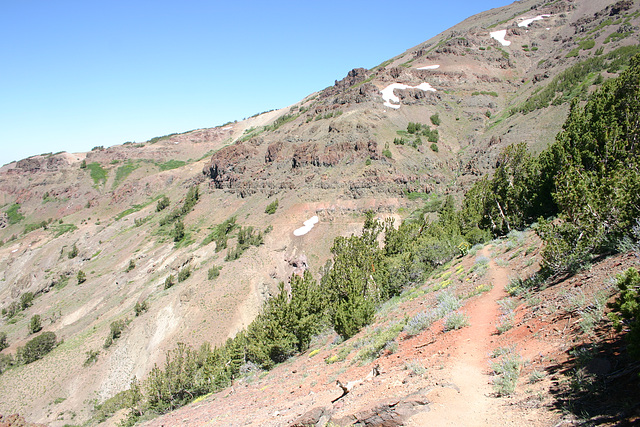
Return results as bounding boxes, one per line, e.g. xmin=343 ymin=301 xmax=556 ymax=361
xmin=0 ymin=0 xmax=639 ymax=425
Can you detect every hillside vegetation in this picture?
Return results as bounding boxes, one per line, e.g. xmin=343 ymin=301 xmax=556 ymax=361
xmin=106 ymin=54 xmax=640 ymax=426
xmin=1 ymin=0 xmax=640 ymax=425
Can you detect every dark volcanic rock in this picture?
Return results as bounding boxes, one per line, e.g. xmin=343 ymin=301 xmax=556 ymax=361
xmin=331 ymin=395 xmax=429 ymax=427
xmin=202 ymin=142 xmax=258 ymax=189
xmin=15 ymin=155 xmax=69 ymax=173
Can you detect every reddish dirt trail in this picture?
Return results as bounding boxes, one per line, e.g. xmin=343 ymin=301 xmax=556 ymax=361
xmin=408 ymin=247 xmax=521 ymax=426
xmin=143 ymin=245 xmax=568 ymax=427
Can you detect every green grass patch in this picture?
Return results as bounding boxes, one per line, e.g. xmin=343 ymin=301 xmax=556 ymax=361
xmin=351 ymin=74 xmax=375 ymax=89
xmin=112 ymin=161 xmax=140 ymax=189
xmin=354 ymin=321 xmax=406 ymax=364
xmin=158 ymin=159 xmax=186 ymax=171
xmin=5 ymin=204 xmax=24 ymax=224
xmin=86 ymin=162 xmax=107 ymax=186
xmin=472 ymin=91 xmax=498 ymax=97
xmin=372 ymin=59 xmax=393 ymax=70
xmin=50 ymin=223 xmax=77 ymax=237
xmin=264 ymin=113 xmax=299 ymax=131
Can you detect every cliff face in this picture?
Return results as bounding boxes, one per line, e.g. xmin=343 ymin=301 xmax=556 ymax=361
xmin=200 ymin=0 xmax=640 ymax=198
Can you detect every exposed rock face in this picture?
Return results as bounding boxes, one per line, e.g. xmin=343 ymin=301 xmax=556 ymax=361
xmin=291 ymin=393 xmax=430 ymax=427
xmin=14 ymin=155 xmax=70 ymax=173
xmin=324 ymin=68 xmax=369 ymax=96
xmin=0 ymin=413 xmax=47 ymax=427
xmin=203 ymin=142 xmax=258 ymax=189
xmin=331 ymin=396 xmax=430 ymax=426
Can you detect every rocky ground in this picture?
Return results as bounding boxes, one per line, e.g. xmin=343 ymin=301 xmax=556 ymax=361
xmin=137 ymin=233 xmax=640 ymax=427
xmin=1 ymin=0 xmax=639 ymax=424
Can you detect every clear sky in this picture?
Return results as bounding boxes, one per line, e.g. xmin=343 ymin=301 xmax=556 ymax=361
xmin=0 ymin=0 xmax=513 ymax=166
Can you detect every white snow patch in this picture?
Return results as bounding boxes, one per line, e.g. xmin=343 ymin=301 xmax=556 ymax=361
xmin=380 ymin=82 xmax=436 ymax=109
xmin=294 ymin=216 xmax=319 ymax=236
xmin=518 ymin=14 xmax=551 ymax=28
xmin=417 ymin=64 xmax=440 ymax=70
xmin=490 ymin=29 xmax=511 ymax=46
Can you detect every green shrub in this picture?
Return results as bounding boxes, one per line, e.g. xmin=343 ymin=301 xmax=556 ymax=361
xmin=443 ymin=311 xmax=469 ymax=331
xmin=265 ymin=199 xmax=279 ymax=215
xmin=430 ymin=113 xmax=441 ymax=126
xmin=354 ymin=321 xmax=406 ymax=363
xmin=54 ymin=274 xmax=70 ymax=290
xmin=264 ymin=113 xmax=298 ymax=131
xmin=20 ymin=292 xmax=34 ymax=310
xmin=134 ymin=301 xmax=149 ymax=316
xmin=164 ymin=275 xmax=175 ymax=289
xmin=404 ymin=310 xmax=440 ymax=336
xmin=225 ymin=226 xmax=264 ymax=261
xmin=156 ymin=196 xmax=170 ymax=212
xmin=404 ymin=359 xmax=427 ymax=376
xmin=159 ymin=186 xmax=199 ymax=227
xmin=0 ymin=353 xmax=14 ymax=374
xmin=514 ymin=46 xmax=640 ymax=115
xmin=608 ymin=267 xmax=640 ymax=359
xmin=430 ymin=143 xmax=439 ymax=152
xmin=491 ymin=351 xmax=522 ymax=396
xmin=125 ymin=259 xmax=136 ymax=273
xmin=104 ymin=320 xmax=127 ymax=349
xmin=29 ymin=315 xmax=42 ymax=334
xmin=0 ymin=331 xmax=8 ymax=351
xmin=68 ymin=244 xmax=78 ymax=259
xmin=332 ymin=294 xmax=375 ymax=340
xmin=18 ymin=331 xmax=57 ymax=364
xmin=172 ymin=220 xmax=185 ymax=242
xmin=202 ymin=216 xmax=237 ymax=248
xmin=84 ymin=349 xmax=100 ymax=367
xmin=77 ymin=270 xmax=86 ymax=284
xmin=207 ymin=265 xmax=221 ymax=280
xmin=579 ymin=39 xmax=595 ymax=50
xmin=566 ymin=48 xmax=580 ymax=58
xmin=177 ymin=266 xmax=191 ymax=283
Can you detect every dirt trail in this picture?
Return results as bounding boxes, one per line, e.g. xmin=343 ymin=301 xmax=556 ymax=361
xmin=408 ymin=247 xmax=518 ymax=426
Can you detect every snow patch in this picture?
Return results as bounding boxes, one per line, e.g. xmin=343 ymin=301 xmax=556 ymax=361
xmin=294 ymin=216 xmax=319 ymax=236
xmin=380 ymin=82 xmax=436 ymax=109
xmin=417 ymin=64 xmax=440 ymax=70
xmin=518 ymin=14 xmax=551 ymax=28
xmin=490 ymin=29 xmax=511 ymax=46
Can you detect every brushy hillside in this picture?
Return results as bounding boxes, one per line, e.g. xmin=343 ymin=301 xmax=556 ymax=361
xmin=104 ymin=55 xmax=640 ymax=426
xmin=0 ymin=0 xmax=640 ymax=425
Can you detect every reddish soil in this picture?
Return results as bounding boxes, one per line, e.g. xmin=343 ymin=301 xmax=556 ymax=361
xmin=141 ymin=241 xmax=640 ymax=427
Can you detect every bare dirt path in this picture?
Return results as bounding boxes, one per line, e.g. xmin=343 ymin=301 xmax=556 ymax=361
xmin=408 ymin=246 xmax=523 ymax=426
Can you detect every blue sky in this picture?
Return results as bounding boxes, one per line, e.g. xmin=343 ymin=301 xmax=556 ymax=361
xmin=0 ymin=0 xmax=512 ymax=166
